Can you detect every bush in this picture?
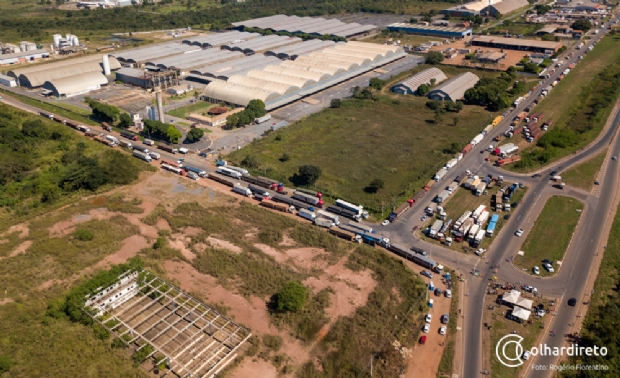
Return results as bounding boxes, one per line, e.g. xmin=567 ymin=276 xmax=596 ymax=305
xmin=425 ymin=51 xmax=444 ymax=65
xmin=417 ymin=84 xmax=430 ymax=96
xmin=153 ymin=237 xmax=165 ymax=249
xmin=84 ymin=97 xmax=120 ymax=123
xmin=365 ymin=178 xmax=385 ymax=193
xmin=296 ymin=165 xmax=322 ymax=186
xmin=74 ymin=228 xmax=94 ymax=241
xmin=279 ymin=153 xmax=290 ymax=162
xmin=369 ymin=77 xmax=386 ymax=90
xmin=330 ymin=99 xmax=342 ymax=108
xmin=263 ymin=334 xmax=283 ymax=351
xmin=0 ymin=355 xmax=11 ymax=373
xmin=118 ymin=113 xmax=132 ymax=128
xmin=186 ymin=127 xmax=204 ymax=142
xmin=275 ymin=281 xmax=307 ymax=313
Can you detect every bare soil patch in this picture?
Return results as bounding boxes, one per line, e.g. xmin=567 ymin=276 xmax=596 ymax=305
xmin=163 ymin=261 xmax=310 ymax=365
xmin=254 ymin=243 xmax=287 ymax=263
xmin=168 ymin=238 xmax=196 ymax=261
xmin=96 ymin=235 xmax=149 ymax=268
xmin=280 ymin=233 xmax=297 ymax=247
xmin=9 ymin=240 xmax=32 ymax=258
xmin=229 ymin=358 xmax=278 ymax=378
xmin=207 ymin=237 xmax=242 ymax=254
xmin=183 ymin=226 xmax=202 ymax=236
xmin=48 ymin=208 xmax=114 ymax=237
xmin=6 ymin=224 xmax=29 ymax=238
xmin=0 ymin=298 xmax=14 ymax=305
xmin=284 ymin=247 xmax=329 ymax=270
xmin=155 ymin=218 xmax=172 ymax=231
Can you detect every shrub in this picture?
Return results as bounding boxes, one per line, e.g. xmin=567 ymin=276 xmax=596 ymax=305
xmin=275 ymin=281 xmax=307 ymax=313
xmin=153 ymin=237 xmax=165 ymax=249
xmin=186 ymin=128 xmax=204 ymax=142
xmin=74 ymin=228 xmax=94 ymax=241
xmin=296 ymin=165 xmax=322 ymax=186
xmin=425 ymin=51 xmax=444 ymax=65
xmin=365 ymin=178 xmax=385 ymax=193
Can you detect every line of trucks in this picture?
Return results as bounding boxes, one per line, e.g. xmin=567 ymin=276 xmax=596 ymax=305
xmin=426 ymin=203 xmax=500 ymax=249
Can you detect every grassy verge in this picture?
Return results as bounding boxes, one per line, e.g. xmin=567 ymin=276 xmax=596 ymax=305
xmin=562 ymin=149 xmax=607 ymax=191
xmin=167 ymin=101 xmax=215 ymax=118
xmin=437 ymin=272 xmax=459 ymax=377
xmin=510 ymin=34 xmax=620 ymax=171
xmin=515 ymin=196 xmax=584 ymax=276
xmin=420 ymin=182 xmax=527 ymax=254
xmin=0 ymin=89 xmax=98 ymax=126
xmin=561 ymin=192 xmax=620 ymax=375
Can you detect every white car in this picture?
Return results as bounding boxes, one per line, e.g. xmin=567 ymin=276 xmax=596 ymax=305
xmin=439 ymin=326 xmax=447 ymax=335
xmin=522 ymin=351 xmax=531 ymax=360
xmin=423 ymin=324 xmax=430 ymax=333
xmin=515 ymin=229 xmax=524 ymax=237
xmin=381 ymin=220 xmax=390 ymax=226
xmin=475 ymin=248 xmax=487 ymax=256
xmin=425 ymin=314 xmax=432 ymax=323
xmin=444 ymin=289 xmax=452 ymax=298
xmin=533 ymin=266 xmax=540 ymax=275
xmin=178 ymin=147 xmax=189 ymax=154
xmin=544 ymin=263 xmax=555 ymax=273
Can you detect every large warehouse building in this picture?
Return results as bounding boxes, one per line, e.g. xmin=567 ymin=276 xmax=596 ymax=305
xmin=232 ymin=15 xmax=377 ymax=39
xmin=111 ymin=42 xmax=201 ymax=67
xmin=427 ymin=72 xmax=479 ymax=101
xmin=470 ymin=36 xmax=563 ymax=53
xmin=387 ymin=23 xmax=472 ymax=38
xmin=201 ymin=41 xmax=405 ymax=110
xmin=42 ymin=71 xmax=108 ymax=98
xmin=7 ymin=54 xmax=120 ymax=89
xmin=0 ymin=49 xmax=50 ymax=66
xmin=442 ymin=0 xmax=529 ymax=17
xmin=182 ymin=30 xmax=261 ymax=48
xmin=392 ymin=68 xmax=448 ymax=95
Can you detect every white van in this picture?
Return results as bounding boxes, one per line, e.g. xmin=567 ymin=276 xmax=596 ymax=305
xmin=143 ymin=138 xmax=154 ymax=146
xmin=178 ymin=147 xmax=189 ymax=154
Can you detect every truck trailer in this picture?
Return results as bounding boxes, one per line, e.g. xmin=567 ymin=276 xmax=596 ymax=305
xmin=335 ymin=199 xmax=368 ymax=219
xmin=233 ymin=184 xmax=252 ymax=197
xmin=317 ymin=210 xmax=340 ymax=226
xmin=157 ymin=145 xmax=178 ymax=154
xmin=314 ymin=218 xmax=333 ymax=228
xmin=217 ymin=166 xmax=242 ymax=179
xmin=389 ymin=202 xmax=411 ymax=222
xmin=183 ymin=165 xmax=207 ymax=178
xmin=293 ymin=191 xmax=323 ymax=207
xmin=298 ymin=208 xmax=316 ymax=221
xmin=261 ymin=201 xmax=293 ymax=213
xmin=347 ymin=221 xmax=374 ymax=234
xmin=132 ymin=150 xmax=152 ymax=163
xmin=329 ymin=228 xmax=361 ymax=242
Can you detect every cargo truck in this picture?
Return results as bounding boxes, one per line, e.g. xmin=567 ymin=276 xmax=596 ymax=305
xmin=120 ymin=132 xmax=138 ymax=141
xmin=261 ymin=201 xmax=293 ymax=213
xmin=434 ymin=168 xmax=448 ymax=181
xmin=486 ymin=222 xmax=497 ymax=237
xmin=105 ymin=135 xmax=119 ymax=145
xmin=161 ymin=159 xmax=182 ymax=168
xmin=248 ymin=185 xmax=272 ymax=199
xmin=317 ymin=210 xmax=340 ymax=225
xmin=298 ymin=208 xmax=316 ymax=221
xmin=461 ymin=218 xmax=474 ymax=235
xmin=448 ymin=182 xmax=459 ymax=192
xmin=132 ymin=145 xmax=149 ymax=154
xmin=162 ymin=163 xmax=182 ymax=174
xmin=85 ymin=130 xmax=101 ymax=137
xmin=412 ymin=191 xmax=425 ymax=203
xmin=472 ymin=205 xmax=486 ymax=219
xmin=314 ymin=217 xmax=333 ymax=228
xmin=470 ymin=134 xmax=484 ymax=146
xmin=435 ymin=190 xmax=451 ymax=203
xmin=335 ymin=199 xmax=368 ymax=219
xmin=132 ymin=150 xmax=152 ymax=163
xmin=293 ymin=191 xmax=324 ymax=207
xmin=217 ymin=166 xmax=242 ymax=179
xmin=157 ymin=145 xmax=178 ymax=154
xmin=464 ymin=178 xmax=475 ymax=189
xmin=329 ymin=228 xmax=361 ymax=243
xmin=454 ymin=211 xmax=472 ymax=229
xmin=429 ymin=220 xmax=443 ymax=238
xmin=183 ymin=165 xmax=207 ymax=178
xmin=468 ymin=224 xmax=480 ymax=240
xmin=388 ymin=202 xmax=411 ymax=222
xmin=513 ymin=96 xmax=525 ymax=107
xmin=240 ymin=175 xmax=278 ymax=190
xmin=326 ymin=205 xmax=359 ymax=221
xmin=273 ymin=194 xmax=312 ymax=210
xmin=347 ymin=221 xmax=374 ymax=234
xmin=94 ymin=136 xmax=115 ymax=147
xmin=461 ymin=144 xmax=473 ymax=155
xmin=148 ymin=152 xmax=161 ymax=160
xmin=207 ymin=173 xmax=235 ymax=187
xmin=233 ymin=184 xmax=252 ymax=197
xmin=226 ymin=166 xmax=249 ymax=176
xmin=474 ymin=229 xmax=485 ymax=246
xmin=475 ymin=183 xmax=487 ymax=196
xmin=424 ymin=180 xmax=436 ymax=191
xmin=476 ymin=211 xmax=490 ymax=225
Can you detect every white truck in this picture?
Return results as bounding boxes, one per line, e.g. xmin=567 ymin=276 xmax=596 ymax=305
xmin=429 ymin=220 xmax=444 ymax=238
xmin=232 ymin=184 xmax=252 ymax=197
xmin=476 ymin=210 xmax=490 ymax=225
xmin=217 ymin=166 xmax=242 ymax=179
xmin=132 ymin=150 xmax=152 ymax=163
xmin=317 ymin=210 xmax=340 ymax=226
xmin=149 ymin=152 xmax=161 ymax=160
xmin=314 ymin=217 xmax=333 ymax=228
xmin=513 ymin=96 xmax=525 ymax=107
xmin=227 ymin=166 xmax=249 ymax=176
xmin=468 ymin=224 xmax=480 ymax=240
xmin=475 ymin=183 xmax=487 ymax=196
xmin=105 ymin=135 xmax=119 ymax=145
xmin=454 ymin=211 xmax=472 ymax=229
xmin=470 ymin=134 xmax=484 ymax=146
xmin=435 ymin=190 xmax=451 ymax=203
xmin=434 ymin=168 xmax=448 ymax=181
xmin=472 ymin=205 xmax=486 ymax=219
xmin=298 ymin=208 xmax=316 ymax=221
xmin=474 ymin=229 xmax=485 ymax=246
xmin=444 ymin=158 xmax=458 ymax=170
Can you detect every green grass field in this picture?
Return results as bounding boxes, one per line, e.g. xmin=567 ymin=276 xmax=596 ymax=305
xmin=228 ymin=66 xmax=505 ymax=215
xmin=437 ymin=272 xmax=459 ymax=376
xmin=562 ymin=149 xmax=607 ymax=191
xmin=515 ymin=196 xmax=584 ymax=276
xmin=167 ymin=101 xmax=215 ymax=119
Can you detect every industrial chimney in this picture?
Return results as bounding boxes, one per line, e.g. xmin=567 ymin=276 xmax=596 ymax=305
xmin=102 ymin=55 xmax=111 ymax=75
xmin=156 ymin=92 xmax=165 ymax=122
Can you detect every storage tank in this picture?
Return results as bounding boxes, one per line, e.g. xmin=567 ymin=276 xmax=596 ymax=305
xmin=102 ymin=55 xmax=111 ymax=75
xmin=53 ymin=34 xmax=62 ymax=48
xmin=18 ymin=41 xmax=28 ymax=51
xmin=25 ymin=43 xmax=37 ymax=51
xmin=72 ymin=36 xmax=79 ymax=46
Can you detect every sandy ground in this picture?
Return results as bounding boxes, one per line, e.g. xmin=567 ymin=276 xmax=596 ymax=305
xmin=48 ymin=207 xmax=115 ymax=237
xmin=428 ymin=38 xmax=532 ymax=71
xmin=207 ymin=237 xmax=242 ymax=254
xmin=96 ymin=234 xmax=149 ymax=268
xmin=7 ymin=241 xmax=32 ymax=259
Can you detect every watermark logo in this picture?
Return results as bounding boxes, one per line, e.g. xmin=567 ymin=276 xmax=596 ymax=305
xmin=496 ymin=334 xmax=525 ymax=368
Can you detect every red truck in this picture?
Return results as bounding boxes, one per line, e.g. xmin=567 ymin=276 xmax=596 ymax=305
xmin=461 ymin=143 xmax=473 ymax=155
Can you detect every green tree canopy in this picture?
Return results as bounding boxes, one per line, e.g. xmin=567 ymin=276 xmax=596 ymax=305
xmin=118 ymin=113 xmax=132 ymax=128
xmin=297 ymin=165 xmax=322 ymax=186
xmin=186 ymin=127 xmax=204 ymax=142
xmin=571 ymin=19 xmax=593 ymax=31
xmin=425 ymin=51 xmax=444 ymax=65
xmin=417 ymin=83 xmax=430 ymax=96
xmin=275 ymin=281 xmax=307 ymax=313
xmin=84 ymin=97 xmax=120 ymax=123
xmin=166 ymin=125 xmax=182 ymax=143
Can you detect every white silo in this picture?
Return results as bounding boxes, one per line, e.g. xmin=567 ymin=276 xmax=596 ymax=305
xmin=26 ymin=43 xmax=37 ymax=51
xmin=66 ymin=34 xmax=73 ymax=46
xmin=72 ymin=36 xmax=79 ymax=46
xmin=102 ymin=55 xmax=111 ymax=75
xmin=53 ymin=34 xmax=62 ymax=48
xmin=18 ymin=41 xmax=27 ymax=51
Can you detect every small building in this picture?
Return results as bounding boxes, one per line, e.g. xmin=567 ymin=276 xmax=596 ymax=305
xmin=476 ymin=52 xmax=506 ymax=63
xmin=482 ymin=0 xmax=530 ymax=16
xmin=391 ymin=67 xmax=448 ymax=95
xmin=387 ymin=23 xmax=472 ymax=38
xmin=0 ymin=48 xmax=50 ymax=66
xmin=167 ymin=85 xmax=187 ymax=95
xmin=470 ymin=35 xmax=563 ymax=53
xmin=42 ymin=71 xmax=108 ymax=98
xmin=115 ymin=67 xmax=149 ymax=88
xmin=536 ymin=25 xmax=559 ymax=35
xmin=428 ymin=72 xmax=479 ymax=101
xmin=0 ymin=73 xmax=17 ymax=87
xmin=187 ymin=107 xmax=244 ymax=127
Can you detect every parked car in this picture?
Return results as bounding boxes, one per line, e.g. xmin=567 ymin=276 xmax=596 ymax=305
xmin=421 ymin=270 xmax=434 ymax=279
xmin=568 ymin=298 xmax=577 ymax=306
xmin=425 ymin=314 xmax=432 ymax=323
xmin=441 ymin=314 xmax=449 ymax=324
xmin=613 ymin=156 xmax=617 ymax=161
xmin=423 ymin=324 xmax=430 ymax=333
xmin=434 ymin=288 xmax=443 ymax=296
xmin=419 ymin=335 xmax=427 ymax=344
xmin=445 ymin=289 xmax=452 ymax=298
xmin=381 ymin=220 xmax=390 ymax=226
xmin=533 ymin=266 xmax=540 ymax=275
xmin=439 ymin=326 xmax=447 ymax=335
xmin=543 ymin=259 xmax=553 ymax=265
xmin=515 ymin=229 xmax=524 ymax=237
xmin=544 ymin=263 xmax=555 ymax=273
xmin=522 ymin=351 xmax=531 ymax=360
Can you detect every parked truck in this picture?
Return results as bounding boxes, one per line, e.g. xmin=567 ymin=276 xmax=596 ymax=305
xmin=261 ymin=201 xmax=293 ymax=213
xmin=473 ymin=229 xmax=485 ymax=246
xmin=335 ymin=199 xmax=368 ymax=219
xmin=475 ymin=183 xmax=487 ymax=196
xmin=232 ymin=184 xmax=252 ymax=197
xmin=468 ymin=224 xmax=480 ymax=240
xmin=434 ymin=168 xmax=448 ymax=181
xmin=298 ymin=208 xmax=316 ymax=221
xmin=314 ymin=217 xmax=333 ymax=228
xmin=132 ymin=150 xmax=152 ymax=163
xmin=326 ymin=205 xmax=359 ymax=221
xmin=470 ymin=134 xmax=484 ymax=146
xmin=486 ymin=222 xmax=497 ymax=237
xmin=217 ymin=166 xmax=242 ymax=179
xmin=247 ymin=185 xmax=271 ymax=200
xmin=329 ymin=228 xmax=361 ymax=243
xmin=461 ymin=144 xmax=473 ymax=155
xmin=317 ymin=210 xmax=340 ymax=226
xmin=182 ymin=165 xmax=207 ymax=178
xmin=293 ymin=191 xmax=324 ymax=207
xmin=241 ymin=175 xmax=279 ymax=190
xmin=389 ymin=202 xmax=411 ymax=222
xmin=472 ymin=205 xmax=486 ymax=219
xmin=476 ymin=211 xmax=490 ymax=225
xmin=429 ymin=220 xmax=443 ymax=238
xmin=348 ymin=221 xmax=374 ymax=234
xmin=208 ymin=173 xmax=235 ymax=187
xmin=157 ymin=145 xmax=178 ymax=154
xmin=436 ymin=190 xmax=451 ymax=203
xmin=273 ymin=194 xmax=312 ymax=210
xmin=454 ymin=211 xmax=472 ymax=229
xmin=148 ymin=152 xmax=161 ymax=160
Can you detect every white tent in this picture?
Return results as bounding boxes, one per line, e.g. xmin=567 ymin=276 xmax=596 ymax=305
xmin=511 ymin=307 xmax=531 ymax=321
xmin=502 ymin=290 xmax=521 ymax=305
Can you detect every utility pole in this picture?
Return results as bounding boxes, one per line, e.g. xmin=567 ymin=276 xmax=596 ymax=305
xmin=370 ymin=355 xmax=373 ymax=376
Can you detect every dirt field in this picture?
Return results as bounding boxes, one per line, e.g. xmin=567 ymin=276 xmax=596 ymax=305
xmin=428 ymin=39 xmax=530 ymax=71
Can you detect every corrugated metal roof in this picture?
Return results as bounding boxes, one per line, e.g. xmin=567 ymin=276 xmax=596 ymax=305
xmin=224 ymin=35 xmax=301 ymax=54
xmin=181 ymin=31 xmax=260 ymax=47
xmin=112 ymin=42 xmax=200 ymax=64
xmin=17 ymin=56 xmax=120 ymax=88
xmin=227 ymin=75 xmax=298 ymax=95
xmin=280 ymin=60 xmax=345 ymax=76
xmin=392 ymin=68 xmax=448 ymax=93
xmin=262 ymin=65 xmax=331 ymax=82
xmin=463 ymin=0 xmax=502 ymax=11
xmin=42 ymin=71 xmax=108 ymax=96
xmin=115 ymin=67 xmax=145 ymax=78
xmin=266 ymin=39 xmax=335 ymax=59
xmin=232 ymin=15 xmax=376 ymax=38
xmin=388 ymin=23 xmax=472 ymax=34
xmin=8 ymin=54 xmax=103 ymax=78
xmin=472 ymin=35 xmax=563 ymax=49
xmin=148 ymin=49 xmax=242 ymax=70
xmin=0 ymin=48 xmax=49 ymax=60
xmin=428 ymin=72 xmax=479 ymax=100
xmin=190 ymin=55 xmax=281 ymax=78
xmin=202 ymin=80 xmax=280 ymax=106
xmin=246 ymin=70 xmax=316 ymax=88
xmin=294 ymin=56 xmax=358 ymax=71
xmin=488 ymin=0 xmax=529 ymax=14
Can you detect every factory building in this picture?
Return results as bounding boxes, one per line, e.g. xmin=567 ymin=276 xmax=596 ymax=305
xmin=470 ymin=35 xmax=563 ymax=53
xmin=8 ymin=54 xmax=120 ymax=88
xmin=441 ymin=0 xmax=529 ymax=17
xmin=427 ymin=72 xmax=479 ymax=101
xmin=42 ymin=71 xmax=108 ymax=98
xmin=231 ymin=15 xmax=377 ymax=39
xmin=182 ymin=31 xmax=261 ymax=48
xmin=221 ymin=35 xmax=302 ymax=55
xmin=111 ymin=42 xmax=201 ymax=67
xmin=0 ymin=49 xmax=50 ymax=66
xmin=387 ymin=23 xmax=472 ymax=38
xmin=265 ymin=39 xmax=336 ymax=60
xmin=144 ymin=49 xmax=243 ymax=76
xmin=115 ymin=67 xmax=150 ymax=88
xmin=201 ymin=41 xmax=406 ymax=111
xmin=391 ymin=68 xmax=448 ymax=95
xmin=189 ymin=55 xmax=282 ymax=81
xmin=483 ymin=0 xmax=530 ymax=16
xmin=0 ymin=73 xmax=17 ymax=87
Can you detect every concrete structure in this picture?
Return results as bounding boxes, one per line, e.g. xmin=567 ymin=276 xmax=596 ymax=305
xmin=0 ymin=73 xmax=17 ymax=87
xmin=554 ymin=0 xmax=606 ymax=11
xmin=470 ymin=35 xmax=563 ymax=53
xmin=387 ymin=23 xmax=472 ymax=38
xmin=42 ymin=71 xmax=108 ymax=98
xmin=232 ymin=15 xmax=376 ymax=39
xmin=0 ymin=49 xmax=50 ymax=66
xmin=476 ymin=52 xmax=507 ymax=63
xmin=202 ymin=41 xmax=405 ymax=111
xmin=391 ymin=67 xmax=448 ymax=95
xmin=115 ymin=67 xmax=150 ymax=88
xmin=156 ymin=91 xmax=165 ymax=122
xmin=8 ymin=54 xmax=120 ymax=88
xmin=428 ymin=72 xmax=479 ymax=101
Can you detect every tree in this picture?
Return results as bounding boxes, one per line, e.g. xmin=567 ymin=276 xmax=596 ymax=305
xmin=417 ymin=84 xmax=430 ymax=96
xmin=275 ymin=281 xmax=307 ymax=313
xmin=84 ymin=97 xmax=120 ymax=123
xmin=409 ymin=17 xmax=418 ymax=23
xmin=430 ymin=78 xmax=437 ymax=87
xmin=186 ymin=127 xmax=204 ymax=142
xmin=297 ymin=165 xmax=322 ymax=186
xmin=246 ymin=99 xmax=266 ymax=118
xmin=453 ymin=117 xmax=459 ymax=127
xmin=241 ymin=155 xmax=259 ymax=169
xmin=369 ymin=77 xmax=385 ymax=90
xmin=330 ymin=99 xmax=342 ymax=108
xmin=366 ymin=178 xmax=385 ymax=193
xmin=166 ymin=125 xmax=182 ymax=143
xmin=226 ymin=113 xmax=240 ymax=129
xmin=119 ymin=113 xmax=132 ymax=128
xmin=571 ymin=19 xmax=593 ymax=31
xmin=425 ymin=100 xmax=442 ymax=110
xmin=455 ymin=101 xmax=464 ymax=113
xmin=434 ymin=109 xmax=445 ymax=124
xmin=425 ymin=51 xmax=444 ymax=65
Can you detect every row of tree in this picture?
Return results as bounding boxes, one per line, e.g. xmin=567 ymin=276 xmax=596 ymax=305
xmin=225 ymin=99 xmax=267 ymax=129
xmin=143 ymin=119 xmax=183 ymax=143
xmin=464 ymin=70 xmax=518 ymax=111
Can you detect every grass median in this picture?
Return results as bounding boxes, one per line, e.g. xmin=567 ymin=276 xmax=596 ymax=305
xmin=167 ymin=101 xmax=214 ymax=118
xmin=561 ymin=149 xmax=607 ymax=191
xmin=515 ymin=195 xmax=584 ymax=276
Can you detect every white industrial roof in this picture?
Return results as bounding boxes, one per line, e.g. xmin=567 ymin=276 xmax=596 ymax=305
xmin=463 ymin=0 xmax=502 ymax=11
xmin=0 ymin=48 xmax=49 ymax=60
xmin=202 ymin=80 xmax=280 ymax=106
xmin=262 ymin=65 xmax=330 ymax=82
xmin=15 ymin=56 xmax=120 ymax=88
xmin=190 ymin=55 xmax=281 ymax=79
xmin=428 ymin=72 xmax=480 ymax=100
xmin=43 ymin=71 xmax=108 ymax=96
xmin=245 ymin=70 xmax=315 ymax=88
xmin=489 ymin=0 xmax=530 ymax=14
xmin=112 ymin=42 xmax=200 ymax=64
xmin=266 ymin=39 xmax=336 ymax=59
xmin=393 ymin=68 xmax=448 ymax=93
xmin=227 ymin=75 xmax=298 ymax=95
xmin=181 ymin=31 xmax=260 ymax=47
xmin=223 ymin=35 xmax=301 ymax=54
xmin=8 ymin=54 xmax=104 ymax=77
xmin=279 ymin=60 xmax=345 ymax=76
xmin=147 ymin=49 xmax=243 ymax=71
xmin=231 ymin=15 xmax=376 ymax=38
xmin=294 ymin=56 xmax=358 ymax=71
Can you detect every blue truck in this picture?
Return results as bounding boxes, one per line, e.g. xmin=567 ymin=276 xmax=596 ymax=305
xmin=183 ymin=165 xmax=207 ymax=178
xmin=486 ymin=214 xmax=499 ymax=236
